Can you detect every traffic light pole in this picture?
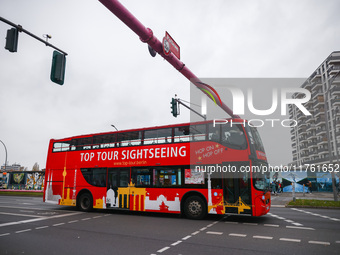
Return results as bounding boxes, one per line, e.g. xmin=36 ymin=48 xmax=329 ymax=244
xmin=176 ymin=98 xmax=206 ymax=120
xmin=99 ymin=0 xmax=239 ymax=119
xmin=0 ymin=16 xmax=68 ymax=56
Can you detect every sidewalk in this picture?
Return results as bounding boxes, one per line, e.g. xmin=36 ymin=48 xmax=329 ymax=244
xmin=270 ymin=192 xmax=336 ymax=206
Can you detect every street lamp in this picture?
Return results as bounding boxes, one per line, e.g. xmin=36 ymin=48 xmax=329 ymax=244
xmin=111 ymin=125 xmax=118 ymax=131
xmin=0 ymin=140 xmax=7 ymax=171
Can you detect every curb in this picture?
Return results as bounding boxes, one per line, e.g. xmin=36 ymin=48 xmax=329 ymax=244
xmin=285 ymin=204 xmax=340 ymax=210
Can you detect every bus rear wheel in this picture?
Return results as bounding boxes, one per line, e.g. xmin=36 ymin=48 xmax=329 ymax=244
xmin=183 ymin=196 xmax=207 ymax=220
xmin=78 ymin=192 xmax=93 ymax=212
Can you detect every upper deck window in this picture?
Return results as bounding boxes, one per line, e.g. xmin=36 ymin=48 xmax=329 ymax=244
xmin=144 ymin=128 xmax=172 ymax=145
xmin=208 ymin=123 xmax=247 ymax=150
xmin=53 ymin=142 xmax=71 ymax=152
xmin=117 ymin=131 xmax=142 ymax=147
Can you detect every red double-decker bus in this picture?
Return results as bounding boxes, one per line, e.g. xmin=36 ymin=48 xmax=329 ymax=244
xmin=44 ymin=119 xmax=270 ymax=219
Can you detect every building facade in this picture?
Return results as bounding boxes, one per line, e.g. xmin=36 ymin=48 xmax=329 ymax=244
xmin=289 ymin=51 xmax=340 ymax=166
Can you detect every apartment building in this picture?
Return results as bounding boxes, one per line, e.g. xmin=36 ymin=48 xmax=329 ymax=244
xmin=290 ymin=51 xmax=340 ymax=166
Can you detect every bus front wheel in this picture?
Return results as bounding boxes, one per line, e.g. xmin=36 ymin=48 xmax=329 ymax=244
xmin=183 ymin=196 xmax=207 ymax=220
xmin=78 ymin=192 xmax=93 ymax=212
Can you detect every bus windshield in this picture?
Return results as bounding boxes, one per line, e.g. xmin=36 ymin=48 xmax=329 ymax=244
xmin=252 ymin=163 xmax=270 ymax=191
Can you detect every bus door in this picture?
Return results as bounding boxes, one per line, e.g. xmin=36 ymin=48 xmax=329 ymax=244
xmin=223 ymin=162 xmax=252 ymax=215
xmin=107 ymin=168 xmax=129 ymax=209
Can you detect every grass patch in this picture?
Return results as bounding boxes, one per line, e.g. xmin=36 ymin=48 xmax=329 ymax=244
xmin=287 ymin=199 xmax=340 ymax=208
xmin=0 ymin=191 xmax=43 ymax=197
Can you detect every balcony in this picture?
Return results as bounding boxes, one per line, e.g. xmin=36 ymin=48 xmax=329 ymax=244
xmin=329 ymin=65 xmax=340 ymax=76
xmin=311 ymin=73 xmax=321 ymax=83
xmin=306 ymin=116 xmax=315 ymax=123
xmin=314 ymin=89 xmax=324 ymax=97
xmin=306 ymin=124 xmax=316 ymax=132
xmin=299 ymin=122 xmax=307 ymax=127
xmin=318 ymin=148 xmax=329 ymax=155
xmin=309 ymin=150 xmax=318 ymax=157
xmin=317 ymin=136 xmax=328 ymax=145
xmin=307 ymin=132 xmax=317 ymax=140
xmin=315 ymin=116 xmax=326 ymax=126
xmin=333 ymin=98 xmax=340 ymax=106
xmin=331 ymin=86 xmax=340 ymax=95
xmin=313 ymin=81 xmax=322 ymax=88
xmin=314 ymin=108 xmax=325 ymax=117
xmin=316 ymin=128 xmax=326 ymax=136
xmin=314 ymin=99 xmax=324 ymax=108
xmin=328 ymin=56 xmax=340 ymax=65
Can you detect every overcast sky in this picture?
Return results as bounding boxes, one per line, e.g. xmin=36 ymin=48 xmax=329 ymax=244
xmin=0 ymin=0 xmax=339 ymax=169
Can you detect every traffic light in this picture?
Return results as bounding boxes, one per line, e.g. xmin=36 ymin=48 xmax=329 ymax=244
xmin=171 ymin=98 xmax=178 ymax=117
xmin=50 ymin=50 xmax=66 ymax=85
xmin=5 ymin=28 xmax=19 ymax=52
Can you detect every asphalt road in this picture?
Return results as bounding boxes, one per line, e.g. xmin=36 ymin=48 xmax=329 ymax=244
xmin=0 ymin=196 xmax=339 ymax=255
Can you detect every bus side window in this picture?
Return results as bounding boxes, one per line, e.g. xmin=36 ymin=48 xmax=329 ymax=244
xmin=153 ymin=168 xmax=181 ymax=187
xmin=131 ymin=168 xmax=152 ymax=187
xmin=208 ymin=124 xmax=221 ymax=142
xmin=174 ymin=127 xmax=190 ymax=143
xmin=80 ymin=168 xmax=107 ymax=187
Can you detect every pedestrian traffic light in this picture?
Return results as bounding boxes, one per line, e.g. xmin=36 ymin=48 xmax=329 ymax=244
xmin=171 ymin=98 xmax=178 ymax=117
xmin=5 ymin=28 xmax=19 ymax=52
xmin=50 ymin=50 xmax=66 ymax=85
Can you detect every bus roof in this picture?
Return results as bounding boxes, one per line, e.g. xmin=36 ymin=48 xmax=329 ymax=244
xmin=51 ymin=118 xmax=247 ymax=142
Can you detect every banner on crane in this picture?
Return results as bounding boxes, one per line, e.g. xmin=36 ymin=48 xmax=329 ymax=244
xmin=162 ymin=31 xmax=180 ymax=60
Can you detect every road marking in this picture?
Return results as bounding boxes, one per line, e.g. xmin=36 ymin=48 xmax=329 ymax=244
xmin=243 ymin=223 xmax=258 ymax=226
xmin=0 ymin=211 xmax=83 ymax=228
xmin=200 ymin=227 xmax=207 ymax=231
xmin=0 ymin=233 xmax=10 ymax=237
xmin=264 ymin=224 xmax=279 ymax=227
xmin=253 ymin=235 xmax=273 ymax=240
xmin=335 ymin=241 xmax=340 ymax=244
xmin=171 ymin=241 xmax=182 ymax=246
xmin=0 ymin=212 xmax=43 ymax=218
xmin=93 ymin=216 xmax=102 ymax=219
xmin=182 ymin=235 xmax=191 ymax=240
xmin=206 ymin=231 xmax=223 ymax=235
xmin=68 ymin=220 xmax=79 ymax=223
xmin=81 ymin=218 xmax=91 ymax=221
xmin=229 ymin=233 xmax=247 ymax=237
xmin=292 ymin=209 xmax=340 ymax=222
xmin=286 ymin=226 xmax=315 ymax=231
xmin=224 ymin=222 xmax=238 ymax=224
xmin=292 ymin=222 xmax=303 ymax=226
xmin=15 ymin=229 xmax=32 ymax=234
xmin=35 ymin=226 xmax=49 ymax=230
xmin=157 ymin=247 xmax=170 ymax=253
xmin=191 ymin=231 xmax=200 ymax=235
xmin=53 ymin=223 xmax=65 ymax=227
xmin=279 ymin=238 xmax=301 ymax=243
xmin=308 ymin=241 xmax=330 ymax=246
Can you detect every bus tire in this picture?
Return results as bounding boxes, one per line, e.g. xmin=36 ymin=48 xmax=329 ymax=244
xmin=183 ymin=195 xmax=207 ymax=220
xmin=78 ymin=192 xmax=93 ymax=212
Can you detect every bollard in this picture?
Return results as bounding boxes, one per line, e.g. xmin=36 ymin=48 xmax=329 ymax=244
xmin=292 ymin=182 xmax=296 ymax=202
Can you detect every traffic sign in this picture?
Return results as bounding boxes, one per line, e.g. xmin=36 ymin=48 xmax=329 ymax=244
xmin=162 ymin=31 xmax=180 ymax=59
